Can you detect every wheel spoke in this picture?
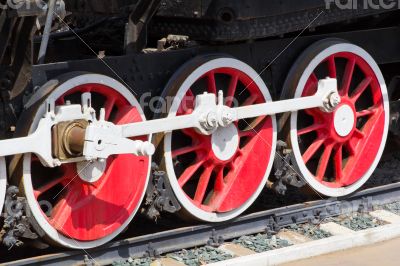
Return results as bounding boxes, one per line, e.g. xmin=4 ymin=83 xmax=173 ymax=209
xmin=193 ymin=165 xmax=214 ymax=204
xmin=356 ymin=108 xmax=376 ymax=118
xmin=178 ymin=159 xmax=205 ymax=187
xmin=327 ymin=56 xmax=337 ymax=78
xmin=49 ymin=198 xmax=72 ymax=227
xmin=341 ymin=56 xmax=356 ymax=96
xmin=207 ymin=71 xmax=217 ymax=94
xmin=297 ymin=123 xmax=324 ymax=136
xmin=353 ymin=129 xmax=365 ymax=139
xmin=60 ymin=163 xmax=77 ymax=180
xmin=345 ymin=140 xmax=356 ymax=156
xmin=333 ymin=145 xmax=343 ymax=183
xmin=350 ymin=77 xmax=372 ymax=103
xmin=34 ymin=176 xmax=66 ymax=198
xmin=214 ymin=167 xmax=225 ymax=192
xmin=57 ymin=97 xmax=66 ymax=105
xmin=172 ymin=143 xmax=206 ymax=158
xmin=226 ymin=73 xmax=239 ymax=107
xmin=178 ymin=89 xmax=195 ymax=115
xmin=316 ymin=144 xmax=333 ymax=181
xmin=248 ymin=115 xmax=268 ymax=130
xmin=304 ymin=108 xmax=320 ymax=118
xmin=181 ymin=128 xmax=199 ymax=139
xmin=302 ymin=138 xmax=325 ymax=164
xmin=104 ymin=96 xmax=116 ymax=121
xmin=239 ymin=129 xmax=257 ymax=138
xmin=304 ymin=73 xmax=319 ymax=95
xmin=309 ymin=73 xmax=318 ymax=84
xmin=187 ymin=89 xmax=194 ymax=97
xmin=241 ymin=94 xmax=258 ymax=107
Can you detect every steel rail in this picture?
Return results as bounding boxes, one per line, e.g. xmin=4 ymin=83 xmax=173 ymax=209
xmin=5 ymin=182 xmax=400 ymax=266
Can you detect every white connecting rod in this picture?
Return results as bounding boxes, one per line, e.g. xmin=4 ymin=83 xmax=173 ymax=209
xmin=118 ymin=78 xmax=340 ymax=138
xmin=120 ymin=114 xmax=198 ymax=138
xmin=0 ymin=117 xmax=53 ymax=164
xmin=235 ymin=78 xmax=339 ymax=120
xmin=0 ymin=78 xmax=339 ymax=165
xmin=85 ymin=78 xmax=339 ymax=160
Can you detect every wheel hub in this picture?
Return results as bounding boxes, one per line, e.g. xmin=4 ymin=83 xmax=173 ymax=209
xmin=211 ymin=124 xmax=239 ymax=161
xmin=53 ymin=120 xmax=88 ymax=161
xmin=333 ymin=104 xmax=355 ymax=137
xmin=77 ymin=160 xmax=107 ymax=183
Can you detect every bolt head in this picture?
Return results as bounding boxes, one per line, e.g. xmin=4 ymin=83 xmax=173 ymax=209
xmin=223 ymin=112 xmax=233 ymax=122
xmin=329 ymin=92 xmax=341 ymax=108
xmin=207 ymin=112 xmax=218 ymax=128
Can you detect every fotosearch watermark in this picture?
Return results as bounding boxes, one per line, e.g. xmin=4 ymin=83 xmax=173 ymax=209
xmin=0 ymin=0 xmax=46 ymax=10
xmin=138 ymin=92 xmax=240 ymax=115
xmin=325 ymin=0 xmax=400 ymax=9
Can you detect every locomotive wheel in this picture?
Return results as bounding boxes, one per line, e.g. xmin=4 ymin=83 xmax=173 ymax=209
xmin=282 ymin=40 xmax=389 ymax=197
xmin=156 ymin=56 xmax=277 ymax=222
xmin=12 ymin=73 xmax=151 ymax=248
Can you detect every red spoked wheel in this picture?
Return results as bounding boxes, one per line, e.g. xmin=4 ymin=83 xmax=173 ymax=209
xmin=15 ymin=73 xmax=150 ymax=248
xmin=284 ymin=40 xmax=389 ymax=197
xmin=157 ymin=56 xmax=276 ymax=222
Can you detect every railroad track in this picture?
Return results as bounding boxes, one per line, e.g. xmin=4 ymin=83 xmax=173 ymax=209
xmin=4 ymin=181 xmax=400 ymax=266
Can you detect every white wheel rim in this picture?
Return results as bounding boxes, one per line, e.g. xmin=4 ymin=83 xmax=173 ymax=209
xmin=290 ymin=43 xmax=389 ymax=197
xmin=0 ymin=157 xmax=6 ymax=216
xmin=164 ymin=58 xmax=277 ymax=222
xmin=22 ymin=74 xmax=151 ymax=249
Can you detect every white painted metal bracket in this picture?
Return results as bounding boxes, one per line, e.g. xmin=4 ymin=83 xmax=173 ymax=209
xmin=83 ymin=114 xmax=155 ymax=160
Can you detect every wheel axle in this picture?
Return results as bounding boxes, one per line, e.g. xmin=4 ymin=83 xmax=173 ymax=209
xmin=52 ymin=120 xmax=87 ymax=159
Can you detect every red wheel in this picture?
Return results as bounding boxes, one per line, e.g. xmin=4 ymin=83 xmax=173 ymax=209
xmin=156 ymin=56 xmax=276 ymax=222
xmin=14 ymin=73 xmax=150 ymax=248
xmin=284 ymin=40 xmax=389 ymax=197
